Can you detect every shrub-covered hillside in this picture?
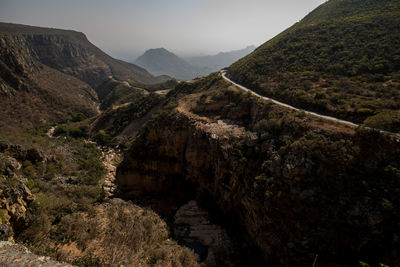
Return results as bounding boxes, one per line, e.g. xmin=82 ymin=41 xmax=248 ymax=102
xmin=228 ymin=0 xmax=400 ymax=131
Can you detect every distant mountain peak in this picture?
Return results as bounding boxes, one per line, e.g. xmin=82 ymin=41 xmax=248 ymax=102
xmin=144 ymin=47 xmax=172 ymax=54
xmin=133 ymin=45 xmax=256 ymax=80
xmin=134 ymin=48 xmax=204 ymax=80
xmin=185 ymin=46 xmax=256 ymax=72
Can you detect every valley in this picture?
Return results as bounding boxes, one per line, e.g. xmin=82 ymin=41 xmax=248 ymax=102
xmin=1 ymin=0 xmax=400 ymax=266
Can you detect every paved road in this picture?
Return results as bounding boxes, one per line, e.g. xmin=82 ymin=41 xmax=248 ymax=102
xmin=221 ymin=71 xmax=400 ymax=138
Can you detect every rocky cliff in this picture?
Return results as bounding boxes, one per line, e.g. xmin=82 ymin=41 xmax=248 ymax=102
xmin=0 ymin=142 xmax=38 ymax=241
xmin=0 ymin=22 xmax=171 ymax=131
xmin=0 ymin=22 xmax=168 ymax=88
xmin=117 ymin=75 xmax=400 ymax=266
xmin=0 ymin=241 xmax=72 ymax=267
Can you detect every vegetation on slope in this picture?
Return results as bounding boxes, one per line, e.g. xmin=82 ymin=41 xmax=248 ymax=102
xmin=228 ymin=0 xmax=400 ymax=131
xmin=0 ymin=22 xmax=168 ymax=87
xmin=0 ymin=123 xmax=199 ymax=266
xmin=118 ymin=73 xmax=400 ymax=266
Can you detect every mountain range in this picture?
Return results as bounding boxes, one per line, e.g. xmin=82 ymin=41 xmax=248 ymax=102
xmin=0 ymin=22 xmax=168 ymax=130
xmin=1 ymin=0 xmax=400 ymax=266
xmin=134 ymin=48 xmax=203 ymax=80
xmin=185 ymin=45 xmax=255 ymax=73
xmin=134 ymin=46 xmax=255 ymax=80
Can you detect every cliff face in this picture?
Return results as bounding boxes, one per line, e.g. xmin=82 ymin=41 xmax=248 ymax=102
xmin=0 ymin=30 xmax=98 ymax=129
xmin=117 ymin=76 xmax=400 ymax=266
xmin=0 ymin=23 xmax=167 ymax=88
xmin=0 ymin=142 xmax=38 ymax=241
xmin=0 ymin=23 xmax=171 ymax=130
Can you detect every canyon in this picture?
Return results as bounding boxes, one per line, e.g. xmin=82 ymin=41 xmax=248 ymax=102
xmin=0 ymin=0 xmax=400 ymax=266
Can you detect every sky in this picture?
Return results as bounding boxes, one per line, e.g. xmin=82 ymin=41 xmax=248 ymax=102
xmin=0 ymin=0 xmax=326 ymax=61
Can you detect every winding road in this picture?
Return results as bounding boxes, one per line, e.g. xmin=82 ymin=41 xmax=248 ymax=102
xmin=220 ymin=71 xmax=400 ymax=138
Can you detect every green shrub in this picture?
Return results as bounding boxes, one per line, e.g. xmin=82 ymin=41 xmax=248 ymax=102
xmin=71 ymin=112 xmax=88 ymax=122
xmin=95 ymin=130 xmax=114 ymax=146
xmin=0 ymin=209 xmax=6 ymax=224
xmin=54 ymin=125 xmax=67 ymax=135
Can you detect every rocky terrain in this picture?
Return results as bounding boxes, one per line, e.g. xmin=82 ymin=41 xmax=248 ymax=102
xmin=0 ymin=241 xmax=72 ymax=267
xmin=0 ymin=22 xmax=170 ymax=131
xmin=174 ymin=200 xmax=235 ymax=266
xmin=0 ymin=23 xmax=168 ymax=88
xmin=1 ymin=0 xmax=400 ymax=266
xmin=0 ymin=154 xmax=33 ymax=242
xmin=117 ymin=74 xmax=400 ymax=266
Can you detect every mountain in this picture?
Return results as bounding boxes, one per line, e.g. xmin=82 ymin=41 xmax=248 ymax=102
xmin=134 ymin=48 xmax=206 ymax=80
xmin=0 ymin=22 xmax=168 ymax=130
xmin=0 ymin=23 xmax=197 ymax=266
xmin=185 ymin=45 xmax=255 ymax=73
xmin=0 ymin=23 xmax=168 ymax=88
xmin=228 ymin=0 xmax=400 ymax=132
xmin=134 ymin=46 xmax=256 ymax=81
xmin=2 ymin=1 xmax=400 ymax=266
xmin=115 ymin=1 xmax=400 ymax=266
xmin=117 ymin=73 xmax=400 ymax=266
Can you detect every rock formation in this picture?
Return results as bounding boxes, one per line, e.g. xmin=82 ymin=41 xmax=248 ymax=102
xmin=116 ymin=76 xmax=400 ymax=266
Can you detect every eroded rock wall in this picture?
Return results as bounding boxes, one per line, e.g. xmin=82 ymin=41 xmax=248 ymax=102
xmin=117 ymin=110 xmax=400 ymax=266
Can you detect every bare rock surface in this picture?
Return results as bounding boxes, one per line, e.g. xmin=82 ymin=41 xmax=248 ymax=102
xmin=0 ymin=241 xmax=72 ymax=267
xmin=174 ymin=200 xmax=234 ymax=267
xmin=0 ymin=153 xmax=34 ymax=240
xmin=101 ymin=148 xmax=121 ymax=198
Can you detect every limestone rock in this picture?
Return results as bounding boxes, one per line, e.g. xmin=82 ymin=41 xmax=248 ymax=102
xmin=0 ymin=241 xmax=72 ymax=267
xmin=174 ymin=200 xmax=234 ymax=266
xmin=0 ymin=153 xmax=34 ymax=240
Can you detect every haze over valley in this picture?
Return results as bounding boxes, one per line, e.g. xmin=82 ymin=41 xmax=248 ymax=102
xmin=0 ymin=1 xmax=399 ymax=266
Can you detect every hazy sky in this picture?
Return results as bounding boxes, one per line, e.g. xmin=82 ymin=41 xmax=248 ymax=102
xmin=0 ymin=0 xmax=326 ymax=60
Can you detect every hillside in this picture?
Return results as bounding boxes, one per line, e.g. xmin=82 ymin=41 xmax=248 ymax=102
xmin=116 ymin=73 xmax=400 ymax=266
xmin=135 ymin=48 xmax=207 ymax=80
xmin=228 ymin=0 xmax=400 ymax=132
xmin=185 ymin=45 xmax=255 ymax=73
xmin=1 ymin=1 xmax=400 ymax=266
xmin=0 ymin=22 xmax=171 ymax=130
xmin=0 ymin=22 xmax=168 ymax=88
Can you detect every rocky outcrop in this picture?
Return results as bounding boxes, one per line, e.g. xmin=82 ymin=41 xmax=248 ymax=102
xmin=0 ymin=153 xmax=34 ymax=240
xmin=0 ymin=31 xmax=99 ymax=129
xmin=101 ymin=148 xmax=120 ymax=198
xmin=0 ymin=22 xmax=170 ymax=130
xmin=0 ymin=22 xmax=168 ymax=89
xmin=174 ymin=200 xmax=234 ymax=266
xmin=0 ymin=241 xmax=72 ymax=267
xmin=0 ymin=140 xmax=47 ymax=163
xmin=117 ymin=101 xmax=400 ymax=266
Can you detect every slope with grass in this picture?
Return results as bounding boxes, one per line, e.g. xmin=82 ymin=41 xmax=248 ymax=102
xmin=228 ymin=0 xmax=400 ymax=132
